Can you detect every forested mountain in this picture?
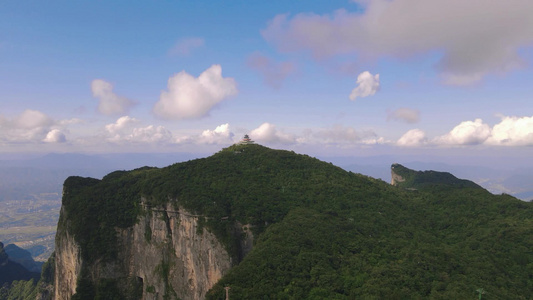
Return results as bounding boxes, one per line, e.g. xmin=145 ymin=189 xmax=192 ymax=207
xmin=3 ymin=144 xmax=531 ymax=299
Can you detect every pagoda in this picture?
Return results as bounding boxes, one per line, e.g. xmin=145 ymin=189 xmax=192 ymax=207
xmin=239 ymin=134 xmax=254 ymax=144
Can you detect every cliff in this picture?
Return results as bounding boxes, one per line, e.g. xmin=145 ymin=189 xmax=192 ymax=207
xmin=54 ymin=200 xmax=244 ymax=300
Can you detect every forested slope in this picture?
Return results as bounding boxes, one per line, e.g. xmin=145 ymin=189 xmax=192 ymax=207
xmin=17 ymin=143 xmax=532 ymax=299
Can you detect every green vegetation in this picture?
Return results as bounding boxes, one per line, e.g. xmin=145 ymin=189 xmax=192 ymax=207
xmin=58 ymin=144 xmax=532 ymax=299
xmin=392 ymin=163 xmax=482 ymax=190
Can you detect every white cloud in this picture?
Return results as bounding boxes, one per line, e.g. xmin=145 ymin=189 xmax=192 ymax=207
xmin=168 ymin=37 xmax=205 ymax=56
xmin=486 ymin=115 xmax=533 ymax=146
xmin=0 ymin=110 xmax=62 ymax=143
xmin=349 ymin=71 xmax=380 ymax=101
xmin=247 ymin=53 xmax=296 ymax=88
xmin=14 ymin=110 xmax=54 ymax=129
xmin=199 ymin=123 xmax=234 ymax=144
xmin=397 ymin=129 xmax=427 ymax=147
xmin=43 ymin=129 xmax=66 ymax=143
xmin=153 ymin=65 xmax=238 ymax=120
xmin=250 ymin=123 xmax=295 ymax=144
xmin=262 ymin=1 xmax=533 ymax=84
xmin=104 ymin=116 xmax=171 ymax=144
xmin=129 ymin=125 xmax=172 ymax=143
xmin=396 ymin=115 xmax=533 ymax=147
xmin=105 ymin=116 xmax=139 ymax=134
xmin=91 ymin=79 xmax=135 ymax=115
xmin=310 ymin=125 xmax=385 ymax=145
xmin=434 ymin=119 xmax=491 ymax=145
xmin=387 ymin=108 xmax=420 ymax=124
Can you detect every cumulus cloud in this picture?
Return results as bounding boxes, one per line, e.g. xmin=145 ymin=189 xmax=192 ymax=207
xmin=104 ymin=116 xmax=172 ymax=144
xmin=105 ymin=116 xmax=139 ymax=135
xmin=250 ymin=123 xmax=295 ymax=144
xmin=153 ymin=65 xmax=238 ymax=120
xmin=434 ymin=119 xmax=491 ymax=145
xmin=397 ymin=129 xmax=427 ymax=147
xmin=91 ymin=79 xmax=135 ymax=115
xmin=199 ymin=123 xmax=234 ymax=144
xmin=129 ymin=125 xmax=172 ymax=143
xmin=387 ymin=108 xmax=420 ymax=123
xmin=0 ymin=110 xmax=64 ymax=143
xmin=247 ymin=53 xmax=296 ymax=88
xmin=43 ymin=129 xmax=66 ymax=143
xmin=486 ymin=115 xmax=533 ymax=146
xmin=262 ymin=1 xmax=533 ymax=84
xmin=11 ymin=110 xmax=54 ymax=129
xmin=168 ymin=37 xmax=205 ymax=56
xmin=349 ymin=71 xmax=380 ymax=101
xmin=396 ymin=115 xmax=533 ymax=147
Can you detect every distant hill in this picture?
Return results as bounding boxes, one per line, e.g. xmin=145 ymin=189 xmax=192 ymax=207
xmin=4 ymin=244 xmax=43 ymax=273
xmin=0 ymin=242 xmax=40 ymax=286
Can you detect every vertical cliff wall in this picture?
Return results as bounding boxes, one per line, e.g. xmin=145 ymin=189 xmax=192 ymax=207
xmin=54 ymin=201 xmax=237 ymax=300
xmin=54 ymin=207 xmax=82 ymax=299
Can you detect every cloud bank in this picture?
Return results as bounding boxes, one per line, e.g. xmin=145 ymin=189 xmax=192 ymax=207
xmin=397 ymin=115 xmax=533 ymax=147
xmin=153 ymin=65 xmax=238 ymax=120
xmin=262 ymin=0 xmax=533 ymax=85
xmin=0 ymin=110 xmax=68 ymax=144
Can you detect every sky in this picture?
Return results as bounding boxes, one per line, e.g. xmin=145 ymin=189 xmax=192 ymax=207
xmin=1 ymin=0 xmax=532 ymax=164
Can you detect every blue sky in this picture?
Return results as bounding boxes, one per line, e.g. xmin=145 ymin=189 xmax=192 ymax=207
xmin=1 ymin=0 xmax=532 ymax=161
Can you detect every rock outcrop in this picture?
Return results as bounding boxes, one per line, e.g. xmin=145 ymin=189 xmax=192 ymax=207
xmin=390 ymin=163 xmax=405 ymax=186
xmin=54 ymin=201 xmax=241 ymax=300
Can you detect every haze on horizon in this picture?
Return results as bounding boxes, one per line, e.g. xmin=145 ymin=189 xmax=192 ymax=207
xmin=1 ymin=1 xmax=532 ymax=167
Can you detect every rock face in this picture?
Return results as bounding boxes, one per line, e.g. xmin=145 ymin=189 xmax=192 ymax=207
xmin=54 ymin=201 xmax=237 ymax=300
xmin=54 ymin=207 xmax=82 ymax=299
xmin=390 ymin=163 xmax=405 ymax=186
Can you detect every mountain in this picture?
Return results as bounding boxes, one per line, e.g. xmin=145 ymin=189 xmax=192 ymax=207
xmin=48 ymin=144 xmax=532 ymax=299
xmin=0 ymin=242 xmax=40 ymax=286
xmin=4 ymin=244 xmax=44 ymax=273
